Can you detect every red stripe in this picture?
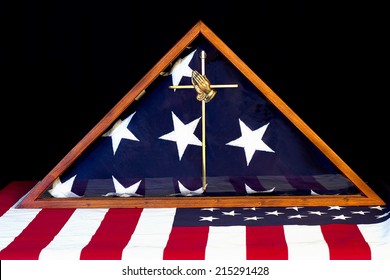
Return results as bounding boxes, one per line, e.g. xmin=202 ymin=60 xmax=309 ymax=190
xmin=0 ymin=181 xmax=37 ymax=216
xmin=246 ymin=226 xmax=288 ymax=260
xmin=321 ymin=224 xmax=371 ymax=260
xmin=0 ymin=208 xmax=75 ymax=260
xmin=80 ymin=208 xmax=143 ymax=260
xmin=163 ymin=226 xmax=209 ymax=260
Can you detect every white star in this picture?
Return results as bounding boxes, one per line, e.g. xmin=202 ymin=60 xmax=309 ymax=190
xmin=222 ymin=210 xmax=241 ymax=216
xmin=245 ymin=184 xmax=275 ymax=194
xmin=159 ymin=111 xmax=202 ymax=160
xmin=199 ymin=216 xmax=219 ymax=222
xmin=332 ymin=214 xmax=351 ymax=220
xmin=48 ymin=175 xmax=81 ymax=198
xmin=226 ymin=120 xmax=274 ymax=165
xmin=103 ymin=112 xmax=139 ymax=155
xmin=265 ymin=210 xmax=284 ymax=216
xmin=351 ymin=211 xmax=370 ymax=215
xmin=244 ymin=216 xmax=264 ymax=221
xmin=102 ymin=176 xmax=142 ymax=197
xmin=328 ymin=206 xmax=344 ymax=210
xmin=177 ymin=181 xmax=204 ymax=196
xmin=288 ymin=214 xmax=307 ymax=219
xmin=201 ymin=208 xmax=220 ymax=212
xmin=243 ymin=207 xmax=257 ymax=211
xmin=370 ymin=206 xmax=386 ymax=211
xmin=310 ymin=189 xmax=320 ymax=195
xmin=376 ymin=211 xmax=390 ymax=219
xmin=286 ymin=207 xmax=303 ymax=211
xmin=308 ymin=211 xmax=327 ymax=216
xmin=169 ymin=50 xmax=196 ymax=91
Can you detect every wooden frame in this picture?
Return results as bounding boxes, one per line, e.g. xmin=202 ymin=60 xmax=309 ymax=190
xmin=17 ymin=21 xmax=385 ymax=208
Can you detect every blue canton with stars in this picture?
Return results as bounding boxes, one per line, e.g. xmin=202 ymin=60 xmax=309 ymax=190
xmin=173 ymin=205 xmax=390 ymax=226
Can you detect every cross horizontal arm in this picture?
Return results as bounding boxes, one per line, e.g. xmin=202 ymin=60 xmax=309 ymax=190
xmin=169 ymin=84 xmax=238 ymax=89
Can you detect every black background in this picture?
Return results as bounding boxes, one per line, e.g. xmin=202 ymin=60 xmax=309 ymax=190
xmin=1 ymin=1 xmax=388 ymax=192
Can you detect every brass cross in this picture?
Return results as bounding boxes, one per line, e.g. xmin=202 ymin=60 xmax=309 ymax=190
xmin=169 ymin=50 xmax=238 ymax=191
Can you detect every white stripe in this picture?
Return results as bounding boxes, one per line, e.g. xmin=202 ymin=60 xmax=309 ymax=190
xmin=121 ymin=208 xmax=176 ymax=260
xmin=205 ymin=226 xmax=246 ymax=260
xmin=0 ymin=203 xmax=41 ymax=251
xmin=283 ymin=225 xmax=329 ymax=259
xmin=38 ymin=208 xmax=109 ymax=260
xmin=358 ymin=218 xmax=390 ymax=260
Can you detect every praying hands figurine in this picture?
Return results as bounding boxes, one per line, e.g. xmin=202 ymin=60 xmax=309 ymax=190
xmin=191 ymin=70 xmax=217 ymax=103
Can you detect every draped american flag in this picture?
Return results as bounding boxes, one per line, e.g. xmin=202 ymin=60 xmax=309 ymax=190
xmin=1 ymin=181 xmax=390 ymax=260
xmin=42 ymin=36 xmax=358 ymax=199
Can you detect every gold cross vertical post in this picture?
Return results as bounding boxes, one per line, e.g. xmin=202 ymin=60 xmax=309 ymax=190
xmin=169 ymin=50 xmax=238 ymax=191
xmin=200 ymin=51 xmax=208 ymax=191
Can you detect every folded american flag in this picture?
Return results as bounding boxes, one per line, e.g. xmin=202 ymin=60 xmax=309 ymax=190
xmin=1 ymin=181 xmax=389 ymax=260
xmin=36 ymin=37 xmax=365 ymax=201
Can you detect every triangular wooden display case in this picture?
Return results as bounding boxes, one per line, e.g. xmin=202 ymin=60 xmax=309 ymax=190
xmin=18 ymin=21 xmax=385 ymax=208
